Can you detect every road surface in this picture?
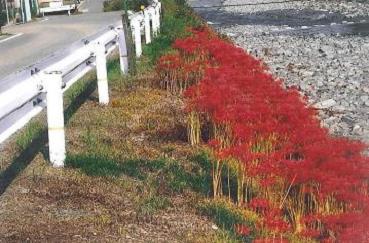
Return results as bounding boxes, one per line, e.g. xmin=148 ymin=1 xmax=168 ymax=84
xmin=0 ymin=0 xmax=121 ymax=79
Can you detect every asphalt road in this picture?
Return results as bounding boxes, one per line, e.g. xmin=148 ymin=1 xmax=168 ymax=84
xmin=187 ymin=0 xmax=224 ymax=26
xmin=0 ymin=0 xmax=121 ymax=79
xmin=187 ymin=0 xmax=222 ymax=8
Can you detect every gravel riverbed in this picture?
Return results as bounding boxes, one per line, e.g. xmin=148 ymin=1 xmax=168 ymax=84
xmin=192 ymin=0 xmax=369 ymax=145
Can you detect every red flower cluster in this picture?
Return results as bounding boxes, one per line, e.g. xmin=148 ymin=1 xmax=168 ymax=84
xmin=254 ymin=238 xmax=289 ymax=243
xmin=235 ymin=224 xmax=251 ymax=236
xmin=156 ymin=27 xmax=369 ymax=241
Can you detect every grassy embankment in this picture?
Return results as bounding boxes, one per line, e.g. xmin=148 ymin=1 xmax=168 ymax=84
xmin=0 ymin=0 xmax=254 ymax=241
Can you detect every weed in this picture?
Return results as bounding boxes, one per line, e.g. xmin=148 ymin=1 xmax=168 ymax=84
xmin=66 ymin=154 xmax=122 ymax=177
xmin=199 ymin=199 xmax=259 ymax=242
xmin=64 ymin=72 xmax=97 ymax=121
xmin=66 ymin=154 xmax=167 ymax=180
xmin=64 ymin=73 xmax=96 ymax=105
xmin=212 ymin=231 xmax=242 ymax=243
xmin=120 ymin=158 xmax=166 ymax=179
xmin=136 ymin=194 xmax=171 ymax=217
xmin=15 ymin=121 xmax=44 ymax=151
xmin=163 ymin=160 xmax=189 ymax=193
xmin=107 ymin=58 xmax=123 ymax=82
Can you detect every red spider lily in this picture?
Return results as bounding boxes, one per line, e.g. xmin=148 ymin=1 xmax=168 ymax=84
xmin=249 ymin=197 xmax=271 ymax=211
xmin=235 ymin=224 xmax=251 ymax=236
xmin=301 ymin=229 xmax=321 ymax=238
xmin=254 ymin=238 xmax=289 ymax=243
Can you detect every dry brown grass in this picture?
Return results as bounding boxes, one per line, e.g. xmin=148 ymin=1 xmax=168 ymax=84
xmin=0 ymin=73 xmax=236 ymax=242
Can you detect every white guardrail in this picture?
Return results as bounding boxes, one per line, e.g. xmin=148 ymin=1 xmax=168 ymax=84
xmin=0 ymin=1 xmax=161 ymax=167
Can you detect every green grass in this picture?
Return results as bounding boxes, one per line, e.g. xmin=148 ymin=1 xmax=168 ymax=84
xmin=142 ymin=0 xmax=202 ymax=64
xmin=136 ymin=193 xmax=171 ymax=217
xmin=65 ymin=152 xmax=211 ymax=194
xmin=66 ymin=154 xmax=166 ymax=179
xmin=198 ymin=199 xmax=260 ymax=242
xmin=15 ymin=121 xmax=44 ymax=151
xmin=65 ymin=75 xmax=96 ymax=105
xmin=211 ymin=231 xmax=243 ymax=243
xmin=66 ymin=154 xmax=121 ymax=177
xmin=64 ymin=73 xmax=97 ymax=121
xmin=107 ymin=58 xmax=122 ymax=82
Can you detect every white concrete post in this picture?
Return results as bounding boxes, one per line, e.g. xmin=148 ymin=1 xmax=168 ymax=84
xmin=143 ymin=9 xmax=151 ymax=44
xmin=45 ymin=71 xmax=66 ymax=168
xmin=117 ymin=28 xmax=129 ymax=74
xmin=95 ymin=42 xmax=110 ymax=105
xmin=24 ymin=0 xmax=32 ymax=22
xmin=156 ymin=2 xmax=161 ymax=32
xmin=132 ymin=19 xmax=142 ymax=57
xmin=158 ymin=1 xmax=162 ymax=14
xmin=149 ymin=7 xmax=158 ymax=37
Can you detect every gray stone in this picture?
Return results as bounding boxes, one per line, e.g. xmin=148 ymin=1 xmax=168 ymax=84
xmin=353 ymin=124 xmax=362 ymax=134
xmin=341 ymin=116 xmax=355 ymax=126
xmin=314 ymin=99 xmax=336 ymax=109
xmin=360 ymin=95 xmax=369 ymax=102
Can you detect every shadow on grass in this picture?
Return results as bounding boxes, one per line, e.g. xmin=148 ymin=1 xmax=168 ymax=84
xmin=66 ymin=152 xmax=212 ymax=195
xmin=66 ymin=152 xmax=251 ymax=241
xmin=198 ymin=199 xmax=258 ymax=243
xmin=0 ymin=79 xmax=97 ymax=196
xmin=0 ymin=133 xmax=48 ymax=195
xmin=66 ymin=154 xmax=166 ymax=180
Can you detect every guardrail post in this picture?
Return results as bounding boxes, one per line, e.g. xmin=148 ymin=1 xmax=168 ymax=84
xmin=122 ymin=13 xmax=137 ymax=75
xmin=150 ymin=7 xmax=158 ymax=37
xmin=155 ymin=2 xmax=161 ymax=32
xmin=131 ymin=19 xmax=142 ymax=57
xmin=143 ymin=9 xmax=151 ymax=44
xmin=95 ymin=42 xmax=110 ymax=105
xmin=117 ymin=28 xmax=129 ymax=74
xmin=45 ymin=71 xmax=66 ymax=168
